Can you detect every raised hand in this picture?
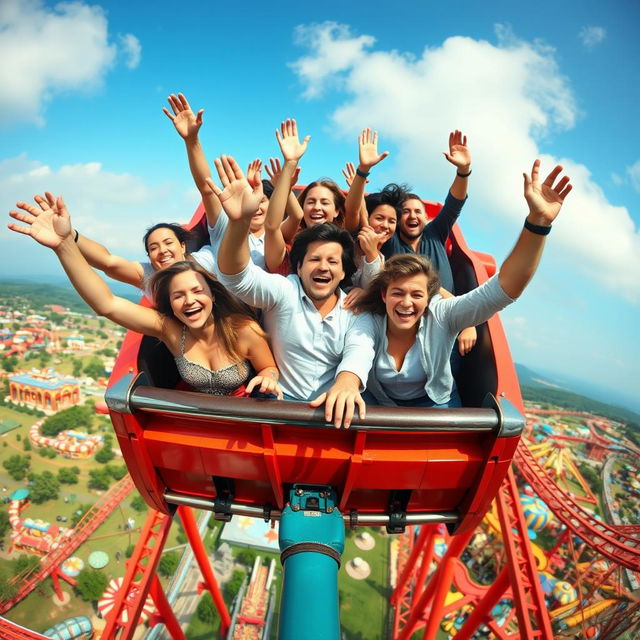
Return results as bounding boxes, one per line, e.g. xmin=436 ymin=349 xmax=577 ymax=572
xmin=246 ymin=159 xmax=263 ymax=188
xmin=357 ymin=226 xmax=381 ymax=261
xmin=8 ymin=192 xmax=72 ymax=249
xmin=341 ymin=161 xmax=370 ymax=188
xmin=358 ymin=128 xmax=389 ymax=171
xmin=443 ymin=130 xmax=471 ymax=170
xmin=275 ymin=118 xmax=310 ymax=163
xmin=524 ymin=160 xmax=572 ymax=226
xmin=163 ymin=93 xmax=203 ymax=141
xmin=206 ymin=155 xmax=263 ymax=222
xmin=265 ymin=157 xmax=301 ymax=188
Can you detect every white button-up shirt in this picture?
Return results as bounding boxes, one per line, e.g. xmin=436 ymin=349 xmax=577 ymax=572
xmin=209 ymin=213 xmax=266 ymax=270
xmin=215 ymin=261 xmax=375 ymax=401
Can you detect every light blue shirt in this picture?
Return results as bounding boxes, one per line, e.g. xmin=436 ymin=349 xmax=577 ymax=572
xmin=209 ymin=213 xmax=266 ymax=271
xmin=364 ymin=275 xmax=515 ymax=405
xmin=215 ymin=261 xmax=375 ymax=401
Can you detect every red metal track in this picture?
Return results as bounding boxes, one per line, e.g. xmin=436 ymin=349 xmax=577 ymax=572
xmin=495 ymin=467 xmax=554 ymax=638
xmin=0 ymin=475 xmax=134 ymax=614
xmin=515 ymin=442 xmax=640 ymax=571
xmin=100 ymin=508 xmax=173 ymax=640
xmin=0 ymin=617 xmax=49 ymax=639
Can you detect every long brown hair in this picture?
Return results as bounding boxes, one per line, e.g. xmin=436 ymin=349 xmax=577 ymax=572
xmin=150 ymin=261 xmax=263 ymax=362
xmin=297 ymin=179 xmax=345 ymax=228
xmin=353 ymin=254 xmax=441 ymax=316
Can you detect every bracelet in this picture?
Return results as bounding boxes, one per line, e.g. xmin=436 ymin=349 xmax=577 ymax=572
xmin=355 ymin=168 xmax=370 ymax=178
xmin=456 ymin=169 xmax=472 ymax=178
xmin=73 ymin=229 xmax=79 ymax=243
xmin=524 ymin=219 xmax=551 ymax=235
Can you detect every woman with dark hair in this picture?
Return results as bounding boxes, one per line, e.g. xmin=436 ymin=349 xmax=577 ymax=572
xmin=8 ymin=195 xmax=283 ymax=399
xmin=351 ymin=160 xmax=572 ymax=409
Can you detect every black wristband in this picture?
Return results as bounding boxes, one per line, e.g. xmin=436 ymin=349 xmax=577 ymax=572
xmin=524 ymin=219 xmax=551 ymax=236
xmin=355 ymin=168 xmax=370 ymax=178
xmin=74 ymin=229 xmax=79 ymax=243
xmin=456 ymin=169 xmax=472 ymax=178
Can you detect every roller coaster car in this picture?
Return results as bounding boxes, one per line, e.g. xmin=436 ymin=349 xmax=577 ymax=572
xmin=106 ymin=200 xmax=525 ymax=535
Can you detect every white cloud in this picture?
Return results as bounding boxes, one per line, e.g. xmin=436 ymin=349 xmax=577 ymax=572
xmin=0 ymin=155 xmax=194 ymax=275
xmin=119 ymin=33 xmax=142 ymax=69
xmin=0 ymin=0 xmax=139 ymax=127
xmin=290 ymin=22 xmax=640 ymax=303
xmin=627 ymin=160 xmax=640 ymax=192
xmin=579 ymin=26 xmax=606 ymax=49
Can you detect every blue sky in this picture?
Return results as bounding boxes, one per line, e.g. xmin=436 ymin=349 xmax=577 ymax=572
xmin=1 ymin=0 xmax=639 ymax=410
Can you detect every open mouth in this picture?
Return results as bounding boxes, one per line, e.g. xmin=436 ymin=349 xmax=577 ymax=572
xmin=312 ymin=275 xmax=331 ymax=284
xmin=395 ymin=309 xmax=416 ymax=320
xmin=309 ymin=213 xmax=325 ymax=222
xmin=183 ymin=306 xmax=203 ymax=319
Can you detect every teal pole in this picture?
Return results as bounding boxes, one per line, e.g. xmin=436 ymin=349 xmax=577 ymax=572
xmin=278 ymin=485 xmax=344 ymax=640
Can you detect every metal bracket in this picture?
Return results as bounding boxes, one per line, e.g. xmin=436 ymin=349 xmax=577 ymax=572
xmin=212 ymin=476 xmax=235 ymax=522
xmin=387 ymin=489 xmax=412 ymax=534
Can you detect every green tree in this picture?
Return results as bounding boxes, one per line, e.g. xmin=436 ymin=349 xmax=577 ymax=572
xmin=12 ymin=553 xmax=40 ymax=576
xmin=125 ymin=544 xmax=135 ymax=558
xmin=83 ymin=356 xmax=104 ymax=379
xmin=236 ymin=548 xmax=257 ymax=566
xmin=41 ymin=404 xmax=93 ymax=437
xmin=105 ymin=464 xmax=127 ymax=480
xmin=196 ymin=592 xmax=217 ymax=624
xmin=28 ymin=470 xmax=60 ymax=503
xmin=88 ymin=469 xmax=111 ymax=491
xmin=95 ymin=447 xmax=115 ymax=464
xmin=75 ymin=568 xmax=108 ymax=602
xmin=58 ymin=467 xmax=80 ymax=485
xmin=130 ymin=495 xmax=148 ymax=512
xmin=22 ymin=438 xmax=31 ymax=452
xmin=0 ymin=566 xmax=16 ymax=600
xmin=2 ymin=454 xmax=31 ymax=481
xmin=72 ymin=358 xmax=83 ymax=377
xmin=158 ymin=551 xmax=181 ymax=578
xmin=224 ymin=570 xmax=245 ymax=602
xmin=0 ymin=511 xmax=10 ymax=540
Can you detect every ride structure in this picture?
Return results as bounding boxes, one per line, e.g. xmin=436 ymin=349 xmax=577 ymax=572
xmin=87 ymin=194 xmax=535 ymax=639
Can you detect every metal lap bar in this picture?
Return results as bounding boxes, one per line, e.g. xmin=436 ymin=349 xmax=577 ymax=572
xmin=163 ymin=490 xmax=459 ymax=527
xmin=115 ymin=380 xmax=505 ymax=433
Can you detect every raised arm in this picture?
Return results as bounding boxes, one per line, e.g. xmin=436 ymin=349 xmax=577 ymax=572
xmin=8 ymin=196 xmax=164 ymax=339
xmin=264 ymin=119 xmax=310 ymax=272
xmin=207 ymin=156 xmax=264 ymax=276
xmin=498 ymin=160 xmax=572 ymax=298
xmin=30 ymin=194 xmax=145 ymax=287
xmin=342 ymin=162 xmax=369 ymax=229
xmin=444 ymin=130 xmax=472 ymax=201
xmin=163 ymin=93 xmax=222 ymax=227
xmin=265 ymin=157 xmax=303 ymax=242
xmin=345 ymin=129 xmax=389 ymax=232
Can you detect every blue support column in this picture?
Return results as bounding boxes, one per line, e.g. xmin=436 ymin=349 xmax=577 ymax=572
xmin=278 ymin=485 xmax=344 ymax=640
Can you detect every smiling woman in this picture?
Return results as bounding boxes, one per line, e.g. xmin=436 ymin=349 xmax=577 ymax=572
xmin=6 ymin=195 xmax=283 ymax=399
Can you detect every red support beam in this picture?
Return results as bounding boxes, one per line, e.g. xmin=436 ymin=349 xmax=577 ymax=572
xmin=178 ymin=505 xmax=231 ymax=636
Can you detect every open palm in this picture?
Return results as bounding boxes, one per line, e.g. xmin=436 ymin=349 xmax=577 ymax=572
xmin=444 ymin=130 xmax=471 ymax=169
xmin=524 ymin=160 xmax=572 ymax=225
xmin=163 ymin=93 xmax=203 ymax=140
xmin=8 ymin=194 xmax=71 ymax=249
xmin=208 ymin=156 xmax=263 ymax=221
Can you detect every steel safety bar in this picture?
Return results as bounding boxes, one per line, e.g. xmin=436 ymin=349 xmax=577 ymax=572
xmin=163 ymin=490 xmax=459 ymax=526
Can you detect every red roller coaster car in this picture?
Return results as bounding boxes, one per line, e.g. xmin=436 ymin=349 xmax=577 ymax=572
xmin=105 ymin=197 xmax=525 ymax=535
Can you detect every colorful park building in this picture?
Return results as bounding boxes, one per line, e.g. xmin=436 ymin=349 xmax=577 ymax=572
xmin=8 ymin=368 xmax=81 ymax=412
xmin=66 ymin=335 xmax=85 ymax=350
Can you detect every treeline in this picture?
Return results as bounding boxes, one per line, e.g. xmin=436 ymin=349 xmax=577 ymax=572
xmin=521 ymin=385 xmax=640 ymax=443
xmin=521 ymin=385 xmax=639 ymax=424
xmin=0 ymin=281 xmax=93 ymax=314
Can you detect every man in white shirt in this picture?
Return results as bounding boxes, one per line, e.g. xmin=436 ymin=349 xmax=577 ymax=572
xmin=208 ymin=155 xmax=374 ymax=428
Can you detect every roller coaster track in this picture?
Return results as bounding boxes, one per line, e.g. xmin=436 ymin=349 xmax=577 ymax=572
xmin=0 ymin=617 xmax=48 ymax=639
xmin=0 ymin=475 xmax=135 ymax=615
xmin=514 ymin=443 xmax=640 ymax=572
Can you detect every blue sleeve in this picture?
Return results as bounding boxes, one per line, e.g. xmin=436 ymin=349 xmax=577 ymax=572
xmin=425 ymin=192 xmax=466 ymax=243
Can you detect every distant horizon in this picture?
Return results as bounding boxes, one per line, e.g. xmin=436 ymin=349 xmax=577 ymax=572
xmin=2 ymin=274 xmax=639 ymax=417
